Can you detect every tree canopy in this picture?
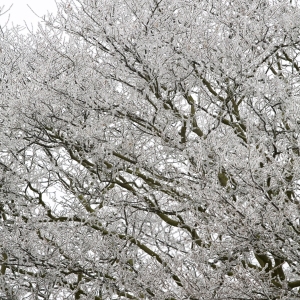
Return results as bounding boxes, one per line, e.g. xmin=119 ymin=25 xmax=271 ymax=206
xmin=1 ymin=0 xmax=300 ymax=299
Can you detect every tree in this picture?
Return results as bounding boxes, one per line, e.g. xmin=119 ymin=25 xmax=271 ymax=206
xmin=1 ymin=0 xmax=300 ymax=298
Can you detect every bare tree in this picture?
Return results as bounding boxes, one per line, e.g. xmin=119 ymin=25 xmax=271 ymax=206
xmin=1 ymin=0 xmax=300 ymax=299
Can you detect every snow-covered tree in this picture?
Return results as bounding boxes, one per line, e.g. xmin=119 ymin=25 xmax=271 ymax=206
xmin=1 ymin=0 xmax=300 ymax=298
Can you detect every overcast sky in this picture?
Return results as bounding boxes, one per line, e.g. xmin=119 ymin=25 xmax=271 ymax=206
xmin=1 ymin=0 xmax=57 ymax=30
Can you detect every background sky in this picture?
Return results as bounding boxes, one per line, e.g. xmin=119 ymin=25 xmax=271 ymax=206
xmin=0 ymin=0 xmax=57 ymax=30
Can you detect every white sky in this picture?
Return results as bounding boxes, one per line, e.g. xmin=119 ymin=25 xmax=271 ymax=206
xmin=0 ymin=0 xmax=57 ymax=30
